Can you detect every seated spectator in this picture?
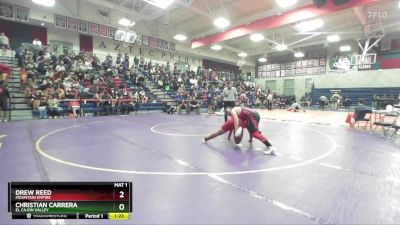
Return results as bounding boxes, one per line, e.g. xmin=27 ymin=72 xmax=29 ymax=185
xmin=177 ymin=100 xmax=187 ymax=114
xmin=187 ymin=95 xmax=200 ymax=114
xmin=276 ymin=98 xmax=284 ymax=109
xmin=120 ymin=93 xmax=134 ymax=115
xmin=56 ymin=86 xmax=66 ymax=99
xmin=55 ymin=61 xmax=66 ymax=72
xmin=138 ymin=89 xmax=148 ymax=103
xmin=47 ymin=95 xmax=61 ymax=118
xmin=38 ymin=94 xmax=48 ymax=119
xmin=345 ymin=99 xmax=371 ymax=128
xmin=239 ymin=91 xmax=248 ymax=107
xmin=94 ymin=91 xmax=102 ymax=107
xmin=101 ymin=91 xmax=113 ymax=115
xmin=68 ymin=98 xmax=81 ymax=118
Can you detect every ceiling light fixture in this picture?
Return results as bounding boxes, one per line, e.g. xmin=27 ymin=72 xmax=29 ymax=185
xmin=211 ymin=45 xmax=222 ymax=51
xmin=294 ymin=18 xmax=324 ymax=32
xmin=238 ymin=52 xmax=248 ymax=58
xmin=294 ymin=52 xmax=305 ymax=58
xmin=276 ymin=44 xmax=288 ymax=51
xmin=173 ymin=34 xmax=187 ymax=41
xmin=41 ymin=22 xmax=45 ymax=26
xmin=340 ymin=45 xmax=351 ymax=52
xmin=276 ymin=0 xmax=298 ymax=8
xmin=250 ymin=33 xmax=264 ymax=42
xmin=327 ymin=35 xmax=340 ymax=42
xmin=213 ymin=17 xmax=230 ymax=29
xmin=119 ymin=18 xmax=134 ymax=27
xmin=142 ymin=0 xmax=175 ymax=9
xmin=258 ymin=57 xmax=267 ymax=63
xmin=32 ymin=0 xmax=55 ymax=7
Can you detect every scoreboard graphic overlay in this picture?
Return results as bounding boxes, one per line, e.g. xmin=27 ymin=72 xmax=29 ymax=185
xmin=8 ymin=182 xmax=132 ymax=220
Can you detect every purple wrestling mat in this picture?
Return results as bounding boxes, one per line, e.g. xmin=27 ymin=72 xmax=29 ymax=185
xmin=0 ymin=114 xmax=399 ymax=224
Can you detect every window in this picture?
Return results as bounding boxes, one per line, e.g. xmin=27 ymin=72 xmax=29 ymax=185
xmin=265 ymin=80 xmax=276 ymax=92
xmin=305 ymin=78 xmax=313 ymax=93
xmin=283 ymin=79 xmax=294 ymax=96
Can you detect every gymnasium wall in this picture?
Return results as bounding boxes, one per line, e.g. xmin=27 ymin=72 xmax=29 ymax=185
xmin=254 ymin=37 xmax=400 ymax=99
xmin=0 ymin=20 xmax=47 ymax=49
xmin=47 ymin=25 xmax=80 ymax=51
xmin=255 ymin=69 xmax=400 ymax=99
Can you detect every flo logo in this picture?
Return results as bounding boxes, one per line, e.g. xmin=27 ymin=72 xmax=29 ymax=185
xmin=367 ymin=11 xmax=387 ymax=19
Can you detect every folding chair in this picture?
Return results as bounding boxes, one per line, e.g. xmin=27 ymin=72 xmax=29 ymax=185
xmin=354 ymin=109 xmax=373 ymax=129
xmin=390 ymin=115 xmax=400 ymax=138
xmin=373 ymin=111 xmax=399 ymax=136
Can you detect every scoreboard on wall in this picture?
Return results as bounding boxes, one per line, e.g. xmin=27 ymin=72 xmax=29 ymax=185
xmin=8 ymin=182 xmax=132 ymax=220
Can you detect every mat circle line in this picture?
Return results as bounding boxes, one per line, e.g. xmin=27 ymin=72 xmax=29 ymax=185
xmin=35 ymin=120 xmax=338 ymax=176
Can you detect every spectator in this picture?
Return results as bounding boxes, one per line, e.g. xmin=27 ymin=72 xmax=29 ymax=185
xmin=101 ymin=91 xmax=113 ymax=115
xmin=0 ymin=33 xmax=10 ymax=54
xmin=343 ymin=96 xmax=351 ymax=109
xmin=55 ymin=61 xmax=66 ymax=72
xmin=47 ymin=95 xmax=61 ymax=118
xmin=187 ymin=95 xmax=201 ymax=114
xmin=177 ymin=100 xmax=187 ymax=114
xmin=0 ymin=81 xmax=10 ymax=122
xmin=0 ymin=64 xmax=11 ymax=84
xmin=69 ymin=98 xmax=81 ymax=118
xmin=266 ymin=91 xmax=273 ymax=110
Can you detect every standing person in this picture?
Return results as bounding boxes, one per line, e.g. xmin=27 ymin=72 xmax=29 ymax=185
xmin=266 ymin=91 xmax=273 ymax=110
xmin=0 ymin=33 xmax=10 ymax=55
xmin=330 ymin=92 xmax=342 ymax=110
xmin=343 ymin=96 xmax=351 ymax=109
xmin=222 ymin=82 xmax=237 ymax=121
xmin=227 ymin=107 xmax=277 ymax=154
xmin=0 ymin=81 xmax=10 ymax=122
xmin=319 ymin=95 xmax=328 ymax=110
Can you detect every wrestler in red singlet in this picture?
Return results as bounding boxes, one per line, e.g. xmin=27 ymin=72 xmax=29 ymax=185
xmin=230 ymin=107 xmax=277 ymax=154
xmin=203 ymin=117 xmax=246 ymax=142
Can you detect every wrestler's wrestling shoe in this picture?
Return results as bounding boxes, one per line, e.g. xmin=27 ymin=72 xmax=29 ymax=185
xmin=264 ymin=146 xmax=277 ymax=155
